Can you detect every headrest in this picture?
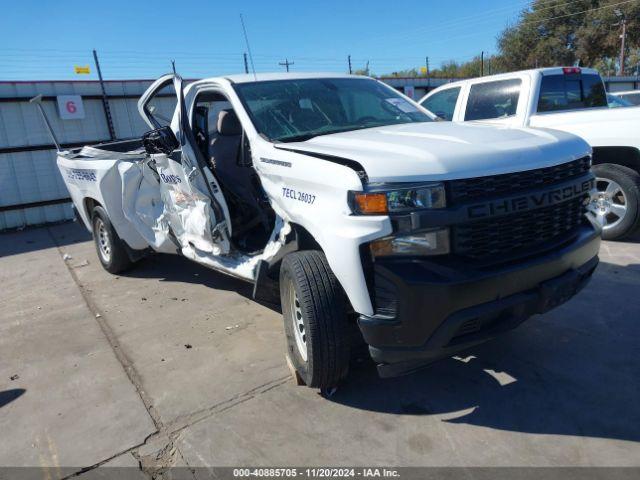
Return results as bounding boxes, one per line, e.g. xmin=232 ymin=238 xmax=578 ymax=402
xmin=217 ymin=109 xmax=242 ymax=136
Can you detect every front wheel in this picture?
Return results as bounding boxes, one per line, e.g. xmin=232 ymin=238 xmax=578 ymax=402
xmin=91 ymin=206 xmax=133 ymax=274
xmin=590 ymin=164 xmax=640 ymax=240
xmin=280 ymin=251 xmax=350 ymax=389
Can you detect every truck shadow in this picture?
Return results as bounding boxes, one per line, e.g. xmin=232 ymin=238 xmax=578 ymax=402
xmin=0 ymin=389 xmax=26 ymax=408
xmin=123 ymin=252 xmax=282 ymax=312
xmin=329 ymin=261 xmax=640 ymax=444
xmin=0 ymin=221 xmax=91 ymax=258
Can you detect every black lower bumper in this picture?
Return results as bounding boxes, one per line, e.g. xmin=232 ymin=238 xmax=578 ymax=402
xmin=358 ymin=226 xmax=600 ymax=378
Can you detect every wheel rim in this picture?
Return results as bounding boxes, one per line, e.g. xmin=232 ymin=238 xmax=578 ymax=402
xmin=589 ymin=177 xmax=627 ymax=231
xmin=95 ymin=218 xmax=112 ymax=263
xmin=289 ymin=285 xmax=307 ymax=361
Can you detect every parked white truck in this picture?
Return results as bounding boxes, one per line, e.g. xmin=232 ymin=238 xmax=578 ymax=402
xmin=52 ymin=72 xmax=600 ymax=388
xmin=419 ymin=67 xmax=640 ymax=240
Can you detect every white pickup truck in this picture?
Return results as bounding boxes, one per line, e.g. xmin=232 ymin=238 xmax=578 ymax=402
xmin=52 ymin=72 xmax=600 ymax=388
xmin=419 ymin=67 xmax=640 ymax=240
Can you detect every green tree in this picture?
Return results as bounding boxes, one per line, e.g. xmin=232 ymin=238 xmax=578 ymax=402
xmin=386 ymin=68 xmax=420 ymax=77
xmin=497 ymin=0 xmax=639 ymax=71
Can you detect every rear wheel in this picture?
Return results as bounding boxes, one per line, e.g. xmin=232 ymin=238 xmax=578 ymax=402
xmin=91 ymin=206 xmax=133 ymax=274
xmin=590 ymin=164 xmax=640 ymax=240
xmin=280 ymin=251 xmax=350 ymax=389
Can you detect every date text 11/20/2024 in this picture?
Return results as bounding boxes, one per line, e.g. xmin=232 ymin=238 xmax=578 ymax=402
xmin=233 ymin=467 xmax=400 ymax=477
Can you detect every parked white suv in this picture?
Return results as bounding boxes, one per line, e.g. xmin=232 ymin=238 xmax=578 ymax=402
xmin=51 ymin=72 xmax=600 ymax=388
xmin=420 ymin=67 xmax=640 ymax=240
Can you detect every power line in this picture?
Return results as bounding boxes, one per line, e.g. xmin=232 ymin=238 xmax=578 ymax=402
xmin=520 ymin=0 xmax=639 ymax=26
xmin=364 ymin=0 xmax=537 ymax=46
xmin=360 ymin=0 xmax=631 ymax=49
xmin=364 ymin=0 xmax=639 ymax=54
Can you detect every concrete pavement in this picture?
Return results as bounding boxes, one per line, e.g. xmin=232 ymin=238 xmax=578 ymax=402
xmin=0 ymin=221 xmax=639 ymax=477
xmin=0 ymin=226 xmax=155 ymax=469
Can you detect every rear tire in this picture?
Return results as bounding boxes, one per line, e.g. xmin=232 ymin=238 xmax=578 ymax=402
xmin=280 ymin=251 xmax=350 ymax=389
xmin=91 ymin=206 xmax=133 ymax=274
xmin=591 ymin=164 xmax=640 ymax=240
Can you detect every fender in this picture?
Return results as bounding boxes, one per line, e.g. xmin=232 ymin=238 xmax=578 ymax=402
xmin=274 ymin=146 xmax=368 ymax=186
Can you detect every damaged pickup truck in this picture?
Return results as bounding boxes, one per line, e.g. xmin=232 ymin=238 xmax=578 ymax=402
xmin=55 ymin=72 xmax=601 ymax=388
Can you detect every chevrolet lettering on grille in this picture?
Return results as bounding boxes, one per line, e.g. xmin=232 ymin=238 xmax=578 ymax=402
xmin=467 ymin=177 xmax=594 ymax=220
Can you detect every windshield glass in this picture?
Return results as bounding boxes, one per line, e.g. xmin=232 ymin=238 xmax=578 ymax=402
xmin=233 ymin=78 xmax=432 ymax=142
xmin=619 ymin=92 xmax=640 ymax=106
xmin=607 ymin=93 xmax=633 ymax=108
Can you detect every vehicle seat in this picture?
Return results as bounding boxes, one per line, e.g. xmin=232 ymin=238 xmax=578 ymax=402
xmin=209 ymin=109 xmax=242 ymax=171
xmin=208 ymin=109 xmax=269 ymax=238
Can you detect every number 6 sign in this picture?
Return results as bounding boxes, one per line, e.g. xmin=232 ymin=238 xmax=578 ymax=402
xmin=56 ymin=95 xmax=85 ymax=120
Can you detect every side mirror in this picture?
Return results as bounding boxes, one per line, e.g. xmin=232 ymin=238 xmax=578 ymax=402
xmin=142 ymin=126 xmax=180 ymax=155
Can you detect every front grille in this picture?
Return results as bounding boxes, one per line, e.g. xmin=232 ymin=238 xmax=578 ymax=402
xmin=448 ymin=156 xmax=591 ymax=205
xmin=455 ymin=318 xmax=482 ymax=337
xmin=452 ymin=196 xmax=587 ymax=261
xmin=373 ymin=271 xmax=398 ymax=318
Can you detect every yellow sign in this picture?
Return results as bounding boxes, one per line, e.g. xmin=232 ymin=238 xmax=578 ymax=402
xmin=420 ymin=66 xmax=428 ymax=75
xmin=74 ymin=65 xmax=91 ymax=75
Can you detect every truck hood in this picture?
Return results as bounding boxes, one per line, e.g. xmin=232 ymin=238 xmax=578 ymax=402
xmin=278 ymin=122 xmax=590 ymax=183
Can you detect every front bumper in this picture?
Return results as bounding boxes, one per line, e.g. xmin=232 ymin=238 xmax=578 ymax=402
xmin=358 ymin=225 xmax=600 ymax=377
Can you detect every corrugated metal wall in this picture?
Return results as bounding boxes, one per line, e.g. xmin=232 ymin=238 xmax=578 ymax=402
xmin=0 ymin=79 xmax=160 ymax=230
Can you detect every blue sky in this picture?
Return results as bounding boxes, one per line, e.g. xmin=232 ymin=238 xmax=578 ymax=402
xmin=0 ymin=0 xmax=528 ymax=81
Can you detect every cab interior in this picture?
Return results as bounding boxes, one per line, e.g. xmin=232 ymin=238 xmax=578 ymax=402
xmin=191 ymin=91 xmax=275 ymax=254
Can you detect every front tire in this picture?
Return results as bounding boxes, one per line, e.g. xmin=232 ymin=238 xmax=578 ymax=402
xmin=91 ymin=206 xmax=133 ymax=274
xmin=591 ymin=164 xmax=640 ymax=240
xmin=280 ymin=251 xmax=350 ymax=389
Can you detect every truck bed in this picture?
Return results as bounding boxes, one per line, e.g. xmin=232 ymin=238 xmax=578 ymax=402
xmin=56 ymin=137 xmax=159 ymax=253
xmin=59 ymin=138 xmax=145 ymax=161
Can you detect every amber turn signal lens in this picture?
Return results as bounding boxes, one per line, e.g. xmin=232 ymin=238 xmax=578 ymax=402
xmin=354 ymin=193 xmax=388 ymax=214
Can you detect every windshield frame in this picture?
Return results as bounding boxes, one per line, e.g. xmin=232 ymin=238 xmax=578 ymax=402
xmin=231 ymin=77 xmax=435 ymax=143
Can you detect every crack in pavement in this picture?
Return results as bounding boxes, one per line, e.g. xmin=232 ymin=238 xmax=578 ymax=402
xmin=47 ymin=226 xmax=164 ymax=433
xmin=166 ymin=376 xmax=291 ymax=435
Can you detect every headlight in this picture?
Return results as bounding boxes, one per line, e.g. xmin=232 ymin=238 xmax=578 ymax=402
xmin=370 ymin=228 xmax=450 ymax=257
xmin=349 ymin=183 xmax=446 ymax=215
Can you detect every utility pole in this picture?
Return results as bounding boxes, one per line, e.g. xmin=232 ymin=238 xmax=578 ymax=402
xmin=92 ymin=49 xmax=116 ymax=141
xmin=426 ymin=56 xmax=430 ymax=88
xmin=365 ymin=60 xmax=370 ymax=76
xmin=613 ymin=8 xmax=627 ymax=75
xmin=480 ymin=51 xmax=484 ymax=76
xmin=279 ymin=58 xmax=294 ymax=72
xmin=488 ymin=57 xmax=491 ymax=75
xmin=348 ymin=55 xmax=352 ymax=74
xmin=619 ymin=18 xmax=627 ymax=75
xmin=243 ymin=53 xmax=249 ymax=74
